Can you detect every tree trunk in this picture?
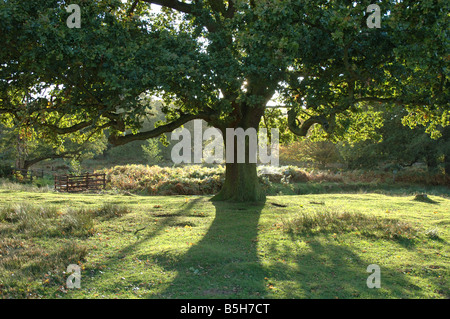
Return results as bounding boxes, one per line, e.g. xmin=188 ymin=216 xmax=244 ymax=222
xmin=426 ymin=152 xmax=438 ymax=173
xmin=445 ymin=154 xmax=450 ymax=176
xmin=213 ymin=161 xmax=264 ymax=202
xmin=442 ymin=126 xmax=450 ymax=176
xmin=16 ymin=134 xmax=27 ymax=170
xmin=212 ymin=104 xmax=266 ymax=202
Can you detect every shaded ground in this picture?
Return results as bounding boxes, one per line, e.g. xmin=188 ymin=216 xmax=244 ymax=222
xmin=0 ymin=189 xmax=448 ymax=298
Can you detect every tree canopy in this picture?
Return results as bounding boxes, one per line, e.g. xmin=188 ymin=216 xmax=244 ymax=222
xmin=1 ymin=0 xmax=448 ymax=201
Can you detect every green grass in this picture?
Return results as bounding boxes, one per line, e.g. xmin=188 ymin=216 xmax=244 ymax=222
xmin=0 ymin=187 xmax=448 ymax=299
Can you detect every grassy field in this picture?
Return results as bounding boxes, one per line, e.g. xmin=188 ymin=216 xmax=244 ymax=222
xmin=0 ymin=184 xmax=448 ymax=299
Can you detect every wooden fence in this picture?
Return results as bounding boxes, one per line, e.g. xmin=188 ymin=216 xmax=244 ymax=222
xmin=54 ymin=173 xmax=106 ymax=192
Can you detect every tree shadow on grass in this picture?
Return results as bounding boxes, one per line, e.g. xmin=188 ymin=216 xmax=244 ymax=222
xmin=75 ymin=198 xmax=207 ymax=291
xmin=79 ymin=196 xmax=440 ymax=299
xmin=79 ymin=198 xmax=266 ymax=298
xmin=155 ymin=200 xmax=268 ymax=299
xmin=265 ymin=236 xmax=433 ymax=298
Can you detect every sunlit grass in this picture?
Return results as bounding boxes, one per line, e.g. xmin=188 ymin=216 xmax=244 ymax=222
xmin=0 ymin=188 xmax=448 ymax=299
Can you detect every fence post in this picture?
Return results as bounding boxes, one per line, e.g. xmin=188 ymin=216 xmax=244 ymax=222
xmin=86 ymin=172 xmax=89 ymax=190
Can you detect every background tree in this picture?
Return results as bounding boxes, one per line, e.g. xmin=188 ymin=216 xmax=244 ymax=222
xmin=340 ymin=105 xmax=450 ymax=173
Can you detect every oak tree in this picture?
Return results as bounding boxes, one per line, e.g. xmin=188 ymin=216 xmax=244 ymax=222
xmin=1 ymin=0 xmax=448 ymax=201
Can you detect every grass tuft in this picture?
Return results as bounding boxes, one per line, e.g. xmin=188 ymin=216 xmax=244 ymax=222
xmin=59 ymin=208 xmax=95 ymax=237
xmin=281 ymin=210 xmax=419 ymax=240
xmin=424 ymin=227 xmax=441 ymax=239
xmin=94 ymin=202 xmax=131 ymax=219
xmin=413 ymin=194 xmax=439 ymax=204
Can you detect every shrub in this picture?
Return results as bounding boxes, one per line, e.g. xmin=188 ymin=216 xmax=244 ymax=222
xmin=0 ymin=164 xmax=14 ymax=178
xmin=286 ymin=167 xmax=309 ymax=183
xmin=96 ymin=164 xmax=224 ymax=195
xmin=142 ymin=139 xmax=163 ymax=165
xmin=94 ymin=164 xmax=449 ymax=196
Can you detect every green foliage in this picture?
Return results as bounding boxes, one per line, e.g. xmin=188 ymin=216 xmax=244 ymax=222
xmin=0 ymin=121 xmax=108 ymax=170
xmin=279 ymin=138 xmax=342 ymax=168
xmin=1 ymin=0 xmax=447 ymax=141
xmin=282 ymin=0 xmax=448 ymax=139
xmin=340 ymin=106 xmax=449 ymax=171
xmin=141 ymin=139 xmax=163 ymax=165
xmin=0 ymin=164 xmax=14 ymax=178
xmin=260 ymin=107 xmax=298 ymax=145
xmin=68 ymin=159 xmax=82 ymax=175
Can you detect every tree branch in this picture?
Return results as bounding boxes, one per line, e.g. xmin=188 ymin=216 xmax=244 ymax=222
xmin=141 ymin=0 xmax=220 ymax=32
xmin=208 ymin=0 xmax=226 ymax=15
xmin=288 ymin=109 xmax=323 ymax=136
xmin=23 ymin=151 xmax=81 ymax=169
xmin=23 ymin=122 xmax=111 ymax=169
xmin=128 ymin=0 xmax=140 ymax=16
xmin=287 ymin=108 xmax=335 ymax=137
xmin=224 ymin=0 xmax=236 ymax=18
xmin=141 ymin=0 xmax=194 ymax=15
xmin=353 ymin=96 xmax=398 ymax=104
xmin=40 ymin=121 xmax=93 ymax=134
xmin=108 ymin=112 xmax=213 ymax=146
